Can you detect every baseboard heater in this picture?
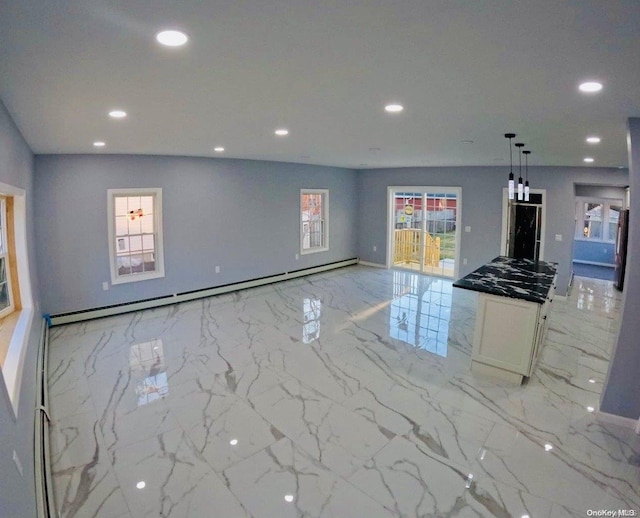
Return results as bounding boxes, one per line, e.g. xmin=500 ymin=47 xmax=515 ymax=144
xmin=34 ymin=319 xmax=57 ymax=517
xmin=48 ymin=258 xmax=359 ymax=326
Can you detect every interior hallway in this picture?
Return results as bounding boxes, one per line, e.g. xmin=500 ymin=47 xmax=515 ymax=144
xmin=47 ymin=266 xmax=639 ymax=517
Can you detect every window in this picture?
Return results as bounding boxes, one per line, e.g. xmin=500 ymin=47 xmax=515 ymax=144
xmin=300 ymin=189 xmax=328 ymax=254
xmin=575 ymin=199 xmax=622 ymax=242
xmin=0 ymin=197 xmax=14 ymax=317
xmin=108 ymin=188 xmax=165 ymax=284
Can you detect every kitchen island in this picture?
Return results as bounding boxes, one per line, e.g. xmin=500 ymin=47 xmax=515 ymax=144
xmin=453 ymin=256 xmax=557 ymax=383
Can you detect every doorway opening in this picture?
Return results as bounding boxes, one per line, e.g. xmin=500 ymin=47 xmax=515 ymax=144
xmin=387 ymin=187 xmax=461 ymax=279
xmin=500 ymin=188 xmax=546 ymax=261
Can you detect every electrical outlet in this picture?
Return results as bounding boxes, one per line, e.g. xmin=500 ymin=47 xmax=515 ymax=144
xmin=295 ymin=253 xmax=299 ymax=260
xmin=102 ymin=281 xmax=109 ymax=291
xmin=373 ymin=245 xmax=377 ymax=252
xmin=463 ymin=258 xmax=468 ymax=265
xmin=215 ymin=266 xmax=220 ymax=273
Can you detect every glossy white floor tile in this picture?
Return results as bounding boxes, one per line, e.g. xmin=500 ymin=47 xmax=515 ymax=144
xmin=47 ymin=267 xmax=640 ymax=517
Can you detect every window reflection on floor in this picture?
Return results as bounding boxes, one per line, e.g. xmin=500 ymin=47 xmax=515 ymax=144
xmin=303 ymin=298 xmax=322 ymax=344
xmin=390 ymin=270 xmax=452 ymax=357
xmin=129 ymin=339 xmax=169 ymax=406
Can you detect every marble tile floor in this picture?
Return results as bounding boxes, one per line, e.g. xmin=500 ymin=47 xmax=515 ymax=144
xmin=46 ymin=266 xmax=640 ymax=517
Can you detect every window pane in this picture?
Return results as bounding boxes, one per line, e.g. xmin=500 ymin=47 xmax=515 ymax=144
xmin=140 ymin=196 xmax=154 ymax=216
xmin=309 ymin=220 xmax=323 ymax=248
xmin=129 ymin=235 xmax=143 ymax=252
xmin=142 ymin=234 xmax=155 ymax=251
xmin=128 ymin=216 xmax=142 ymax=236
xmin=115 ymin=216 xmax=128 ymax=236
xmin=609 ymin=206 xmax=621 ymax=241
xmin=117 ymin=256 xmax=132 ymax=276
xmin=143 ymin=252 xmax=155 ymax=272
xmin=0 ymin=282 xmax=8 ymax=311
xmin=582 ymin=203 xmax=602 ymax=239
xmin=301 ymin=191 xmax=327 ymax=252
xmin=140 ymin=215 xmax=154 ymax=234
xmin=127 ymin=196 xmax=141 ymax=214
xmin=130 ymin=253 xmax=144 ymax=273
xmin=115 ymin=197 xmax=128 ymax=216
xmin=116 ymin=237 xmax=129 ymax=252
xmin=0 ymin=258 xmax=5 ymax=282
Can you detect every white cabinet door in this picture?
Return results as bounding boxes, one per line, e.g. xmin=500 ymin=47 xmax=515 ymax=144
xmin=472 ymin=293 xmax=540 ymax=377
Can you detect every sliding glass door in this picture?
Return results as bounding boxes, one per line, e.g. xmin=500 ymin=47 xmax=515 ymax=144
xmin=388 ymin=187 xmax=461 ymax=278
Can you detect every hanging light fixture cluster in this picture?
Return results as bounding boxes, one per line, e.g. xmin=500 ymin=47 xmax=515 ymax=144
xmin=504 ymin=133 xmax=532 ymax=202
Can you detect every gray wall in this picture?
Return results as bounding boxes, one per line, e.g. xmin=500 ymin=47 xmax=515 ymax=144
xmin=0 ymin=101 xmax=40 ymax=517
xmin=356 ymin=166 xmax=629 ymax=295
xmin=575 ymin=184 xmax=627 ymax=201
xmin=34 ymin=155 xmax=358 ymax=314
xmin=600 ymin=118 xmax=640 ymax=420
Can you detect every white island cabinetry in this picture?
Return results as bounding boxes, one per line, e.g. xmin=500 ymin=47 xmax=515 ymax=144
xmin=453 ymin=256 xmax=557 ymax=384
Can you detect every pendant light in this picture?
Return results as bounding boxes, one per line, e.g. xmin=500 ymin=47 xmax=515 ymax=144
xmin=505 ymin=133 xmax=516 ymax=200
xmin=523 ymin=150 xmax=531 ymax=202
xmin=515 ymin=142 xmax=525 ymax=201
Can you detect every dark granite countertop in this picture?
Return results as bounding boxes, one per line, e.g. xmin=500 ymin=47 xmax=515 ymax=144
xmin=453 ymin=256 xmax=558 ymax=304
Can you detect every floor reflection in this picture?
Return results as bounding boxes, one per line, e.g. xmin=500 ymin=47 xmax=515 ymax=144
xmin=303 ymin=298 xmax=322 ymax=344
xmin=129 ymin=339 xmax=169 ymax=406
xmin=389 ymin=270 xmax=452 ymax=357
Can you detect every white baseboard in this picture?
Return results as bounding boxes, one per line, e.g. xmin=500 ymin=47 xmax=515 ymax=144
xmin=358 ymin=260 xmax=387 ymax=268
xmin=596 ymin=410 xmax=640 ymax=432
xmin=554 ymin=294 xmax=567 ymax=301
xmin=49 ymin=258 xmax=358 ymax=326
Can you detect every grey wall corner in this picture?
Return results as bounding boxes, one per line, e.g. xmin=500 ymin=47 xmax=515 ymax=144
xmin=600 ymin=118 xmax=640 ymax=420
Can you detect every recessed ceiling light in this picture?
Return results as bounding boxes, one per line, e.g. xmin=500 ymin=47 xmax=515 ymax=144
xmin=587 ymin=406 xmax=595 ymax=413
xmin=229 ymin=438 xmax=238 ymax=446
xmin=369 ymin=147 xmax=381 ymax=152
xmin=584 ymin=157 xmax=595 ymax=163
xmin=156 ymin=30 xmax=188 ymax=47
xmin=384 ymin=103 xmax=404 ymax=113
xmin=93 ymin=141 xmax=106 ymax=147
xmin=214 ymin=147 xmax=225 ymax=152
xmin=284 ymin=495 xmax=295 ymax=503
xmin=275 ymin=128 xmax=289 ymax=136
xmin=109 ymin=110 xmax=127 ymax=119
xmin=579 ymin=81 xmax=603 ymax=93
xmin=461 ymin=140 xmax=474 ymax=144
xmin=136 ymin=481 xmax=146 ymax=489
xmin=544 ymin=443 xmax=553 ymax=452
xmin=586 ymin=136 xmax=601 ymax=144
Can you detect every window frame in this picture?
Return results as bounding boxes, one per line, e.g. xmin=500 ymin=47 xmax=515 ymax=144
xmin=0 ymin=196 xmax=14 ymax=318
xmin=300 ymin=189 xmax=329 ymax=255
xmin=574 ymin=197 xmax=623 ymax=244
xmin=107 ymin=188 xmax=165 ymax=285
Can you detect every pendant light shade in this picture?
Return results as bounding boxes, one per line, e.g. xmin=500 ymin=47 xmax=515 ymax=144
xmin=505 ymin=133 xmax=516 ymax=200
xmin=515 ymin=143 xmax=525 ymax=201
xmin=523 ymin=150 xmax=531 ymax=202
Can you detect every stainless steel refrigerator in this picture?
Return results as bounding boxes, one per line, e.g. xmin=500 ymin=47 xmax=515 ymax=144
xmin=507 ymin=193 xmax=543 ymax=261
xmin=615 ymin=209 xmax=629 ymax=291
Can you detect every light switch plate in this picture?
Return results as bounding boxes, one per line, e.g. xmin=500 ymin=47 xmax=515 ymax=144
xmin=465 ymin=226 xmax=471 ymax=233
xmin=555 ymin=234 xmax=563 ymax=241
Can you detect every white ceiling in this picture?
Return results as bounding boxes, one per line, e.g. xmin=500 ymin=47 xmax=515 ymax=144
xmin=1 ymin=0 xmax=639 ymax=169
